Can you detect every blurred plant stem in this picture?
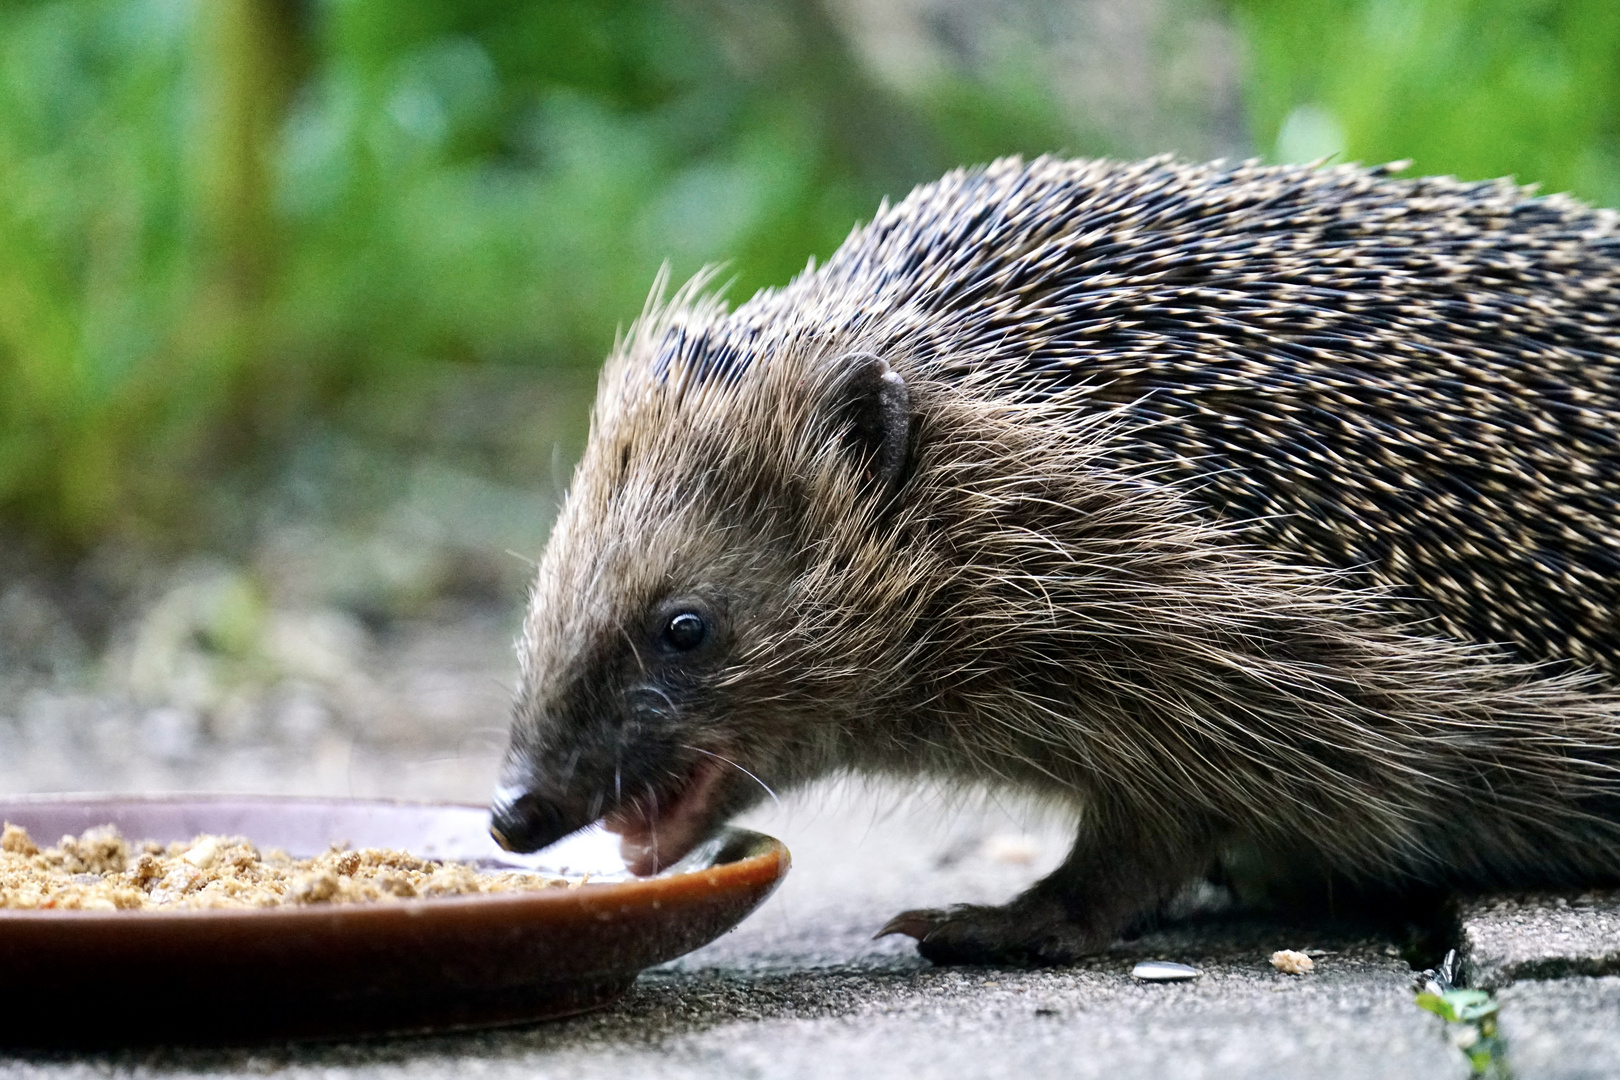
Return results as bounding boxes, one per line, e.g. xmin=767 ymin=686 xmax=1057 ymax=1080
xmin=202 ymin=0 xmax=299 ymax=308
xmin=188 ymin=0 xmax=303 ymax=455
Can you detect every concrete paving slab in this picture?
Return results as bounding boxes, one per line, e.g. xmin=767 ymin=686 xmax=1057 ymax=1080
xmin=1458 ymin=892 xmax=1620 ymax=990
xmin=1497 ymin=977 xmax=1620 ymax=1080
xmin=1 ymin=958 xmax=1449 ymax=1080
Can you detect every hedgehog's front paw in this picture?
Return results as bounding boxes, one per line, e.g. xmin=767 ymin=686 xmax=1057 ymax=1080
xmin=876 ymin=900 xmax=1109 ymax=966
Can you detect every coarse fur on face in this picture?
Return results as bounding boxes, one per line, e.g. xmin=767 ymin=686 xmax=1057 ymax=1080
xmin=492 ymin=282 xmax=938 ymax=872
xmin=495 ymin=155 xmax=1620 ymax=963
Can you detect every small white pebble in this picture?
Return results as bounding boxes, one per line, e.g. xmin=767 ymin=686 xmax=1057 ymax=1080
xmin=1270 ymin=949 xmax=1315 ymax=975
xmin=1131 ymin=961 xmax=1200 ymax=982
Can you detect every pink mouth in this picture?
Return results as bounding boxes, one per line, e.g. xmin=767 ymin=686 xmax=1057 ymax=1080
xmin=602 ymin=757 xmax=729 ymax=875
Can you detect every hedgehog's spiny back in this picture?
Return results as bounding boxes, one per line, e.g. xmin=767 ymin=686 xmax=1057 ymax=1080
xmin=660 ymin=156 xmax=1620 ymax=676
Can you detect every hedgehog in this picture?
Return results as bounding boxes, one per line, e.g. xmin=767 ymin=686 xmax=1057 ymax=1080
xmin=491 ymin=156 xmax=1620 ymax=965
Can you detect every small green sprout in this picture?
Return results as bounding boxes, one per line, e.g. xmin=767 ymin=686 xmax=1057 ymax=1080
xmin=1416 ymin=988 xmax=1509 ymax=1077
xmin=1415 ymin=988 xmax=1497 ymax=1025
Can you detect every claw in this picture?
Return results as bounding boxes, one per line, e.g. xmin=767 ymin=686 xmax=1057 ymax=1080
xmin=875 ymin=907 xmax=944 ymax=941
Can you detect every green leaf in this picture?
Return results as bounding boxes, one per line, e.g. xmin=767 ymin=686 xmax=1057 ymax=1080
xmin=1445 ymin=989 xmax=1499 ymax=1022
xmin=1415 ymin=991 xmax=1459 ymax=1022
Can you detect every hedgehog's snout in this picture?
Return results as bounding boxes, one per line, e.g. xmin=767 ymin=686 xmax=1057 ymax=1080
xmin=489 ymin=785 xmax=566 ymax=853
xmin=489 ymin=777 xmax=593 ymax=854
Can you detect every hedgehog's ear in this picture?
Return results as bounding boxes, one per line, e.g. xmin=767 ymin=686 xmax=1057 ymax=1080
xmin=830 ymin=351 xmax=912 ymax=497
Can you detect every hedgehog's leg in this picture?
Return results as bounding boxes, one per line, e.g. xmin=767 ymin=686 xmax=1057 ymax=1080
xmin=878 ymin=813 xmax=1220 ymax=966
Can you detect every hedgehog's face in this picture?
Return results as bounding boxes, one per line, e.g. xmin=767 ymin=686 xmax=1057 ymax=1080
xmin=491 ymin=496 xmax=760 ymax=875
xmin=491 ymin=347 xmax=914 ymax=874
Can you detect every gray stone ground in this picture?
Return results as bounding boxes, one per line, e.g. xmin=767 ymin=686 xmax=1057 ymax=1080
xmin=1 ymin=591 xmax=1616 ymax=1079
xmin=1498 ymin=978 xmax=1620 ymax=1080
xmin=1461 ymin=893 xmax=1620 ymax=989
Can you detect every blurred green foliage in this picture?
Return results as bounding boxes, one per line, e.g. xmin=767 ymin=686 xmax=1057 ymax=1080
xmin=0 ymin=0 xmax=1080 ymax=550
xmin=1 ymin=0 xmax=1617 ymax=553
xmin=1235 ymin=0 xmax=1620 ymax=205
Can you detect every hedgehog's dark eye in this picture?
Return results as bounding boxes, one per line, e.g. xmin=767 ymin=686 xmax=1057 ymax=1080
xmin=649 ymin=596 xmax=724 ymax=660
xmin=662 ymin=611 xmax=707 ymax=652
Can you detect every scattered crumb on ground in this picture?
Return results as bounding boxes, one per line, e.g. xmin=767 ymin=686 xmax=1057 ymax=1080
xmin=0 ymin=822 xmax=573 ymax=911
xmin=1270 ymin=949 xmax=1315 ymax=975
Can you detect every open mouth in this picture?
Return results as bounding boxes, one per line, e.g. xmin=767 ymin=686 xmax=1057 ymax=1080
xmin=601 ymin=756 xmax=730 ymax=876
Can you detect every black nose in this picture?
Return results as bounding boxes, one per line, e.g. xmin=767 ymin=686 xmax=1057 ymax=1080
xmin=489 ymin=789 xmax=581 ymax=854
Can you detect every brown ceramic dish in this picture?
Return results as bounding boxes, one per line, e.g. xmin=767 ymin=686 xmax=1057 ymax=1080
xmin=0 ymin=794 xmax=789 ymax=1047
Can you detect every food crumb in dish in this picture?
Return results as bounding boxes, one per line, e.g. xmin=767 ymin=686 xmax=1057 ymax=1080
xmin=0 ymin=823 xmax=573 ymax=911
